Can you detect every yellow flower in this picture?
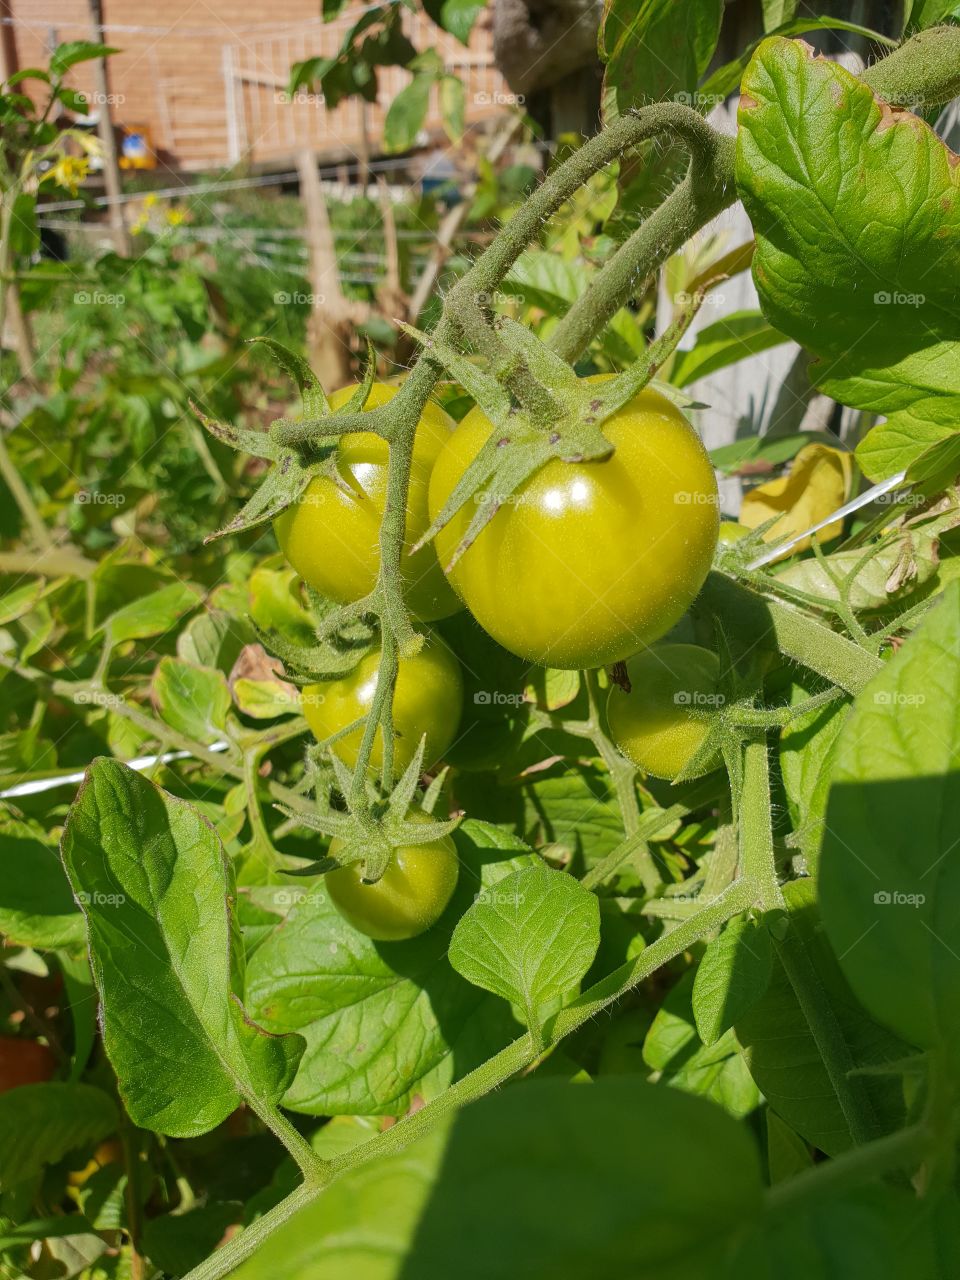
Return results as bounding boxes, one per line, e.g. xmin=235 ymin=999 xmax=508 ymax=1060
xmin=165 ymin=208 xmax=185 ymax=226
xmin=43 ymin=154 xmax=89 ymax=195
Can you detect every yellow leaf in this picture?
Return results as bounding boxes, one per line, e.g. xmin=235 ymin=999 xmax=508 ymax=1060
xmin=739 ymin=443 xmax=854 ymax=554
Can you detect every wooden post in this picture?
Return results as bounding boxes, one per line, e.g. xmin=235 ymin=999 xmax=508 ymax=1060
xmin=85 ymin=0 xmax=130 ymax=256
xmin=296 ymin=146 xmax=364 ymax=390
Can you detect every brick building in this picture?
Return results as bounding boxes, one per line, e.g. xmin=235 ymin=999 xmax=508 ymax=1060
xmin=1 ymin=2 xmax=508 ymax=171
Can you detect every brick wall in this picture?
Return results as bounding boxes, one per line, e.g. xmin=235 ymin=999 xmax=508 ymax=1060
xmin=6 ymin=2 xmax=508 ymax=172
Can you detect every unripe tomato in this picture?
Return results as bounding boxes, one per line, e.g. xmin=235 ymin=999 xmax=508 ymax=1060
xmin=607 ymin=643 xmax=723 ymax=781
xmin=325 ymin=830 xmax=459 ymax=941
xmin=718 ymin=521 xmax=750 ymax=544
xmin=427 ymin=383 xmax=719 ymax=668
xmin=274 ymin=383 xmax=460 ymax=622
xmin=0 ymin=1035 xmax=56 ymax=1093
xmin=301 ymin=635 xmax=462 ymax=775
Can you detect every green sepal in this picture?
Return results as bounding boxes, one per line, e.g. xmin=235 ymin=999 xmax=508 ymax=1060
xmin=203 ymin=449 xmax=331 ymax=543
xmin=191 ymin=401 xmax=279 ymax=462
xmin=344 ymin=338 xmax=378 ymax=414
xmin=402 ymin=292 xmax=713 ymax=561
xmin=250 ymin=336 xmax=330 ymax=420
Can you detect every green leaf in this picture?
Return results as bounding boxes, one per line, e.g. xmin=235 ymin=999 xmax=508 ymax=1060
xmin=9 ymin=192 xmax=39 ymax=257
xmin=448 ymin=867 xmax=600 ymax=1029
xmin=762 ymin=0 xmax=798 ymax=29
xmin=232 ymin=1078 xmax=763 ymax=1280
xmin=0 ymin=816 xmax=84 ymax=948
xmin=600 ymin=0 xmax=724 ymax=115
xmin=245 ymin=821 xmax=539 ymax=1115
xmin=504 ymin=251 xmax=591 ymax=313
xmin=820 ymin=583 xmax=960 ymax=1060
xmin=709 ymin=432 xmax=825 ymax=476
xmin=775 ymin=528 xmax=943 ymax=613
xmin=702 ymin=19 xmax=896 ymax=101
xmin=60 ymin=759 xmax=304 ymax=1137
xmin=59 ymin=949 xmax=97 ymax=1081
xmin=764 ymin=1111 xmax=813 ymax=1184
xmin=779 ymin=690 xmax=849 ymax=874
xmin=439 ymin=74 xmax=465 ymax=143
xmin=177 ymin=608 xmax=256 ymax=674
xmin=693 ymin=914 xmax=773 ymax=1045
xmin=423 ymin=0 xmax=484 ymax=44
xmin=49 ymin=41 xmax=120 ymax=76
xmin=670 ymin=312 xmax=788 ymax=388
xmin=102 ymin=581 xmax=201 ymax=644
xmin=736 ymin=880 xmax=908 ymax=1155
xmin=906 ymin=0 xmax=960 ymax=32
xmin=384 ymin=72 xmax=433 ymax=152
xmin=0 ymin=1083 xmax=117 ymax=1188
xmin=736 ymin=38 xmax=960 ymax=481
xmin=643 ymin=971 xmax=762 ymax=1119
xmin=152 ymin=656 xmax=232 ymax=744
xmin=143 ymin=1202 xmax=243 ymax=1276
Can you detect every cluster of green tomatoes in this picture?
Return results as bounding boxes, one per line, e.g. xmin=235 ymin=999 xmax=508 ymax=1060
xmin=273 ymin=381 xmax=723 ymax=940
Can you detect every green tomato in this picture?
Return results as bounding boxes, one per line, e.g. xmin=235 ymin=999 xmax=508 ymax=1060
xmin=325 ymin=831 xmax=459 ymax=941
xmin=274 ymin=383 xmax=460 ymax=622
xmin=427 ymin=382 xmax=719 ymax=669
xmin=607 ymin=643 xmax=723 ymax=781
xmin=301 ymin=635 xmax=463 ymax=775
xmin=718 ymin=521 xmax=750 ymax=545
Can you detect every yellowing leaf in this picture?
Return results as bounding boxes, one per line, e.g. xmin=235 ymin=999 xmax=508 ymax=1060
xmin=739 ymin=443 xmax=853 ymax=554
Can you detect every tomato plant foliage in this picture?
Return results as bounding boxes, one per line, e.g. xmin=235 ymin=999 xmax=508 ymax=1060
xmin=2 ymin=7 xmax=960 ymax=1280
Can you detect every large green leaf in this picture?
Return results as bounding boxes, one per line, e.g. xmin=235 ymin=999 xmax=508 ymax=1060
xmin=60 ymin=759 xmax=304 ymax=1137
xmin=600 ymin=0 xmax=724 ymax=116
xmin=233 ymin=1078 xmax=764 ymax=1280
xmin=736 ymin=880 xmax=908 ymax=1155
xmin=736 ymin=37 xmax=960 ymax=480
xmin=245 ymin=821 xmax=539 ymax=1115
xmin=0 ymin=816 xmax=84 ymax=948
xmin=0 ymin=1083 xmax=117 ymax=1188
xmin=820 ymin=583 xmax=960 ymax=1059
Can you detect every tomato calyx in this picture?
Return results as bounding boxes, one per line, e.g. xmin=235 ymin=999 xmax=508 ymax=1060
xmin=192 ymin=337 xmax=379 ymax=545
xmin=399 ymin=285 xmax=715 ymax=570
xmin=280 ymin=732 xmax=459 ymax=885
